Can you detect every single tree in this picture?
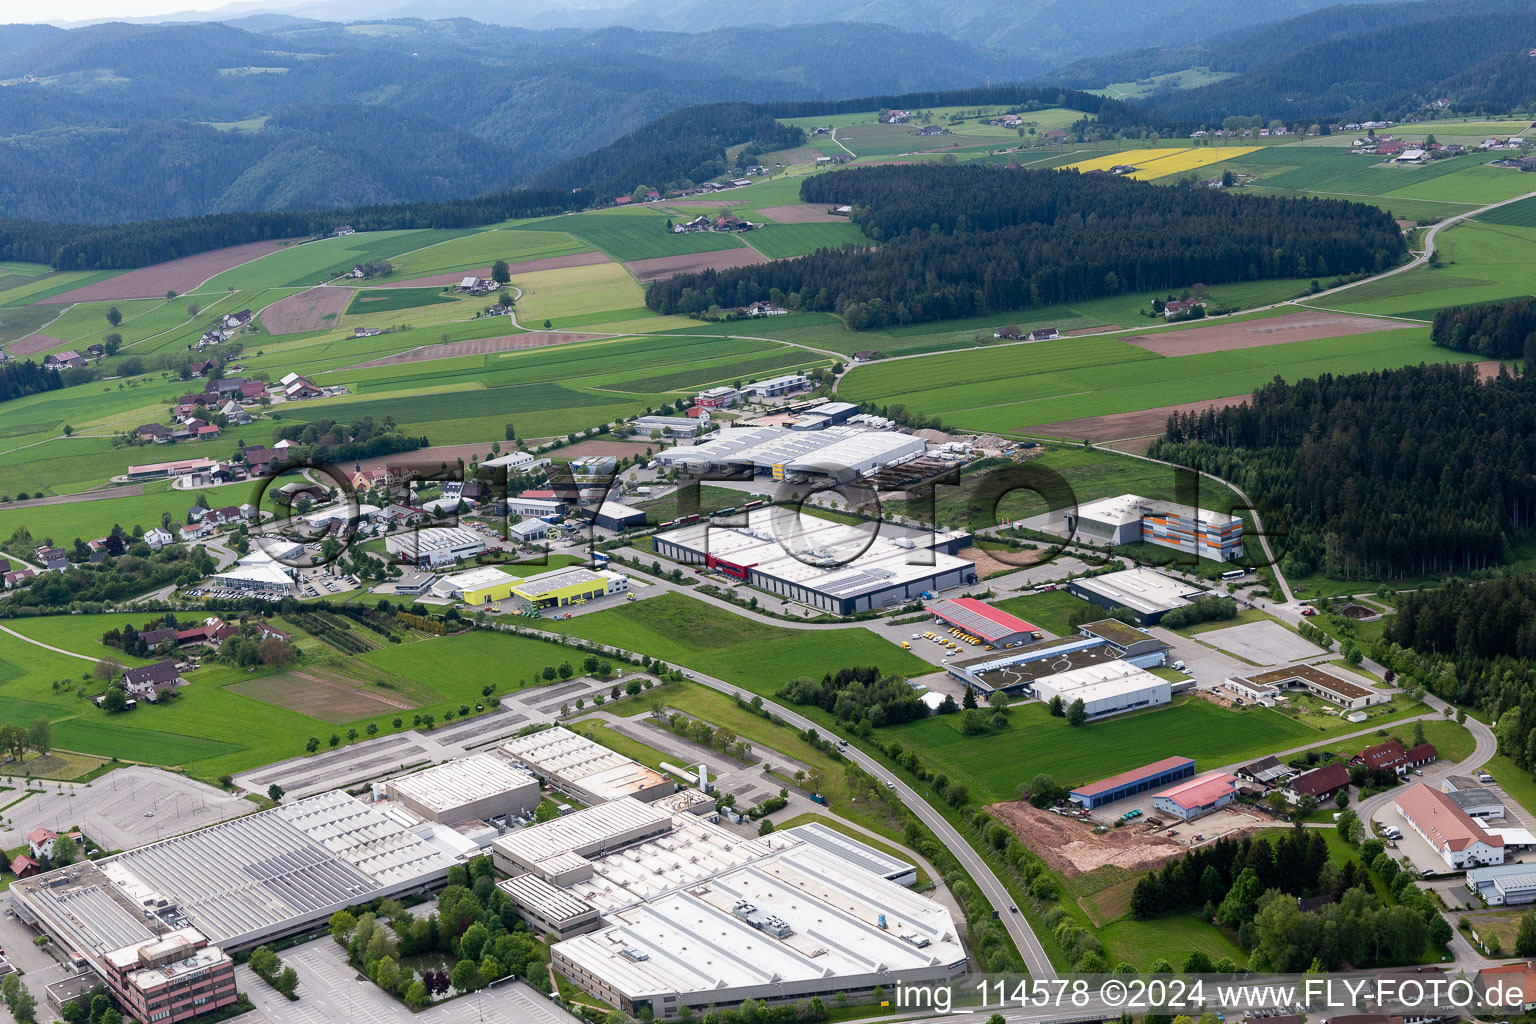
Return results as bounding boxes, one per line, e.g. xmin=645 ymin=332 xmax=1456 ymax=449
xmin=105 ymin=306 xmax=122 ymax=327
xmin=491 ymin=259 xmax=511 ymax=285
xmin=1066 ymin=698 xmax=1087 ymax=726
xmin=268 ymin=783 xmax=285 ymax=803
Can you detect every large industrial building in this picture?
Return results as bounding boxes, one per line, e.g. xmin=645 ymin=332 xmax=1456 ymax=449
xmin=925 ymin=597 xmax=1042 ymax=647
xmin=1152 ymin=771 xmax=1238 ymax=821
xmin=1067 ymin=567 xmax=1207 ymax=625
xmin=653 ymin=506 xmax=976 ymax=615
xmin=1030 ymin=661 xmax=1172 ymax=720
xmin=946 ymin=618 xmax=1171 ymax=696
xmin=383 ymin=754 xmax=540 ymax=823
xmin=655 ymin=425 xmax=925 ymax=483
xmin=491 ymin=801 xmax=956 ymax=1021
xmin=1394 ymin=782 xmax=1506 ymax=870
xmin=1065 ymin=494 xmax=1245 ymax=563
xmin=7 ymin=790 xmax=457 ymax=1011
xmin=384 ymin=526 xmax=486 ymax=567
xmin=1467 ymin=863 xmax=1536 ymax=905
xmin=507 ymin=566 xmax=629 ymax=612
xmin=431 ymin=565 xmax=524 ymax=604
xmin=1070 ymin=756 xmax=1196 ymax=810
xmin=502 ymin=727 xmax=674 ymax=805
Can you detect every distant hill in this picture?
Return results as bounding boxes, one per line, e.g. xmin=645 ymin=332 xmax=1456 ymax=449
xmin=1042 ymin=0 xmax=1536 ymax=123
xmin=0 ymin=17 xmax=1008 ymax=223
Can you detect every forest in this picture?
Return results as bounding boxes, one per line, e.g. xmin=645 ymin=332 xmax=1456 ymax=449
xmin=1151 ymin=363 xmax=1536 ymax=579
xmin=644 ymin=164 xmax=1405 ymax=328
xmin=1128 ymin=829 xmax=1449 ymax=970
xmin=1431 ymin=297 xmax=1536 ymax=362
xmin=0 ymin=360 xmax=65 ymax=404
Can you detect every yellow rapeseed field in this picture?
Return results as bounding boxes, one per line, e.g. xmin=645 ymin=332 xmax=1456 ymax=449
xmin=1062 ymin=146 xmax=1262 ymax=180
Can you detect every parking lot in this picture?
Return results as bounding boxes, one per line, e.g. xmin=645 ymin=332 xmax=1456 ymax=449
xmin=1197 ymin=620 xmax=1328 ymax=665
xmin=0 ymin=765 xmax=252 ymax=851
xmin=238 ymin=938 xmax=581 ymax=1024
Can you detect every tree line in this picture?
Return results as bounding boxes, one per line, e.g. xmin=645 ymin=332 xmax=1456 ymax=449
xmin=644 ymin=164 xmax=1404 ymax=329
xmin=1432 ymin=297 xmax=1536 ymax=362
xmin=1152 ymin=363 xmax=1536 ymax=578
xmin=0 ymin=359 xmax=66 ymax=403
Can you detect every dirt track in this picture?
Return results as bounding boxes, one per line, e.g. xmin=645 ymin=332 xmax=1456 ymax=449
xmin=626 ymin=247 xmax=769 ymax=283
xmin=1125 ymin=311 xmax=1412 ymax=357
xmin=36 ymin=239 xmax=295 ymax=304
xmin=989 ymin=800 xmax=1182 ymax=876
xmin=1032 ymin=395 xmax=1251 ymax=442
xmin=347 ymin=331 xmax=605 ymax=367
xmin=261 ymin=286 xmax=353 ymax=335
xmin=377 ymin=250 xmax=611 ymax=289
xmin=758 ymin=204 xmax=848 ymax=223
xmin=8 ymin=333 xmax=66 ymax=356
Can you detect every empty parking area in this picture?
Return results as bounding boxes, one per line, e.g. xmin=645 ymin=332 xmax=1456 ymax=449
xmin=0 ymin=766 xmax=252 ymax=850
xmin=1197 ymin=620 xmax=1326 ymax=665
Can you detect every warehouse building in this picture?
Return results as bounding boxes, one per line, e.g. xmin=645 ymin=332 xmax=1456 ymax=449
xmin=1067 ymin=567 xmax=1206 ymax=625
xmin=655 ymin=425 xmax=924 ymax=482
xmin=1070 ymin=756 xmax=1196 ymax=810
xmin=743 ymin=373 xmax=811 ymax=399
xmin=498 ymin=874 xmax=603 ymax=938
xmin=1467 ymin=863 xmax=1536 ymax=905
xmin=926 ymin=597 xmax=1042 ymax=647
xmin=8 ymin=791 xmax=456 ymax=957
xmin=1030 ymin=661 xmax=1172 ymax=720
xmin=782 ymin=821 xmax=917 ymax=886
xmin=489 ymin=796 xmax=675 ymax=880
xmin=508 ymin=519 xmax=548 ymax=543
xmin=1394 ymin=782 xmax=1505 ymax=870
xmin=1065 ymin=493 xmax=1245 ymax=562
xmin=1153 ymin=772 xmax=1238 ymax=821
xmin=589 ymin=500 xmax=647 ymax=532
xmin=384 ymin=526 xmax=486 ymax=567
xmin=632 ymin=415 xmax=704 ymax=439
xmin=653 ymin=506 xmax=975 ymax=615
xmin=431 ymin=565 xmax=522 ymax=604
xmin=383 ymin=754 xmax=540 ymax=823
xmin=1226 ymin=664 xmax=1388 ymax=712
xmin=789 ymin=401 xmax=858 ymax=430
xmin=506 ymin=496 xmax=566 ymax=517
xmin=695 ymin=386 xmax=741 ymax=408
xmin=502 ymin=728 xmax=674 ymax=806
xmin=507 ymin=566 xmax=629 ymax=612
xmin=946 ymin=618 xmax=1171 ymax=695
xmin=552 ymin=844 xmax=967 ymax=1020
xmin=482 ymin=450 xmax=537 ymax=472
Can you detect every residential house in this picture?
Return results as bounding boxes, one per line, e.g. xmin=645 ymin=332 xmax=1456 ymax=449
xmin=354 ymin=327 xmax=382 ymax=338
xmin=1028 ymin=328 xmax=1061 ymax=341
xmin=136 ymin=423 xmax=171 ymax=443
xmin=349 ymin=266 xmax=366 ymax=279
xmin=218 ymin=400 xmax=250 ymax=425
xmin=196 ymin=424 xmax=221 ymax=441
xmin=1284 ymin=761 xmax=1351 ymax=803
xmin=333 ymin=225 xmax=356 ymax=237
xmin=1477 ymin=963 xmax=1536 ymax=1013
xmin=1234 ymin=755 xmax=1291 ymax=788
xmin=43 ymin=350 xmax=86 ymax=369
xmin=143 ymin=527 xmax=174 ymax=550
xmin=85 ymin=344 xmax=105 ymax=358
xmin=238 ymin=379 xmax=268 ymax=401
xmin=1163 ymin=299 xmax=1207 ymax=319
xmin=741 ymin=301 xmax=786 ymax=317
xmin=26 ymin=828 xmax=58 ymax=859
xmin=852 ymin=350 xmax=878 ymax=361
xmin=221 ymin=310 xmax=253 ymax=329
xmin=283 ymin=376 xmax=322 ymax=400
xmin=187 ymin=360 xmax=215 ymax=377
xmin=4 ymin=568 xmax=37 ymax=588
xmin=122 ymin=660 xmax=183 ymax=702
xmin=9 ymin=855 xmax=40 ymax=879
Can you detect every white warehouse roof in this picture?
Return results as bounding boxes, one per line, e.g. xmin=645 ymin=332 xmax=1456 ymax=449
xmin=1072 ymin=567 xmax=1204 ymax=616
xmin=384 ymin=754 xmax=536 ymax=816
xmin=502 ymin=726 xmax=669 ymax=802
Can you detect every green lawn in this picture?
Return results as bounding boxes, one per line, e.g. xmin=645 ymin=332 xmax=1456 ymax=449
xmin=746 ymin=222 xmax=868 ymax=259
xmin=889 ymin=697 xmax=1391 ymax=804
xmin=347 ymin=288 xmax=456 ymax=314
xmin=202 ymin=230 xmax=476 ymax=290
xmin=522 ymin=209 xmax=748 ymax=262
xmin=386 ymin=228 xmax=592 ymax=279
xmin=0 ymin=481 xmax=255 ymax=547
xmin=1098 ymin=915 xmax=1246 ymax=970
xmin=991 ymin=590 xmax=1088 ymax=637
xmin=534 ymin=592 xmax=929 ymax=693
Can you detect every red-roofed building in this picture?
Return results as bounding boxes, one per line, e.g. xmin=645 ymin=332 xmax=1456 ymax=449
xmin=1153 ymin=771 xmax=1238 ymax=820
xmin=1070 ymin=756 xmax=1195 ymax=810
xmin=27 ymin=827 xmax=58 ymax=859
xmin=1284 ymin=760 xmax=1351 ymax=803
xmin=1477 ymin=963 xmax=1536 ymax=1012
xmin=10 ymin=854 xmax=40 ymax=878
xmin=1395 ymin=782 xmax=1504 ymax=869
xmin=926 ymin=597 xmax=1043 ymax=646
xmin=1355 ymin=739 xmax=1409 ymax=774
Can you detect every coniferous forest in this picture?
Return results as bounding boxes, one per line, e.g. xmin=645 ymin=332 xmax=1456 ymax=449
xmin=1151 ymin=363 xmax=1536 ymax=579
xmin=643 ymin=164 xmax=1406 ymax=328
xmin=1431 ymin=297 xmax=1536 ymax=362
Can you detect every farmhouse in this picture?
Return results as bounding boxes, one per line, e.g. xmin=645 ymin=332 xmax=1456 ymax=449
xmin=1067 ymin=566 xmax=1206 ymax=626
xmin=122 ymin=660 xmax=183 ymax=702
xmin=1163 ymin=299 xmax=1207 ymax=318
xmin=1069 ymin=756 xmax=1196 ymax=810
xmin=1394 ymin=782 xmax=1504 ymax=870
xmin=653 ymin=506 xmax=975 ymax=615
xmin=384 ymin=754 xmax=540 ymax=824
xmin=1065 ymin=493 xmax=1244 ymax=563
xmin=1235 ymin=755 xmax=1291 ymax=788
xmin=1284 ymin=761 xmax=1351 ymax=804
xmin=1152 ymin=771 xmax=1238 ymax=821
xmin=126 ymin=457 xmax=217 ymax=481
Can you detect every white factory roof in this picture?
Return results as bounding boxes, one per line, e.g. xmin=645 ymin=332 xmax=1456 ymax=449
xmin=385 ymin=754 xmax=536 ymax=814
xmin=1072 ymin=566 xmax=1204 ymax=615
xmin=92 ymin=791 xmax=454 ymax=947
xmin=553 ymin=846 xmax=964 ymax=1002
xmin=502 ymin=726 xmax=669 ymax=802
xmin=782 ymin=821 xmax=916 ymax=882
xmin=491 ymin=796 xmax=671 ymax=867
xmin=1076 ymin=493 xmax=1241 ymax=528
xmin=656 ymin=506 xmax=971 ymax=599
xmin=595 ymin=500 xmax=645 ymax=520
xmin=784 ymin=430 xmax=923 ymax=473
xmin=384 ymin=526 xmax=483 ymax=555
xmin=482 ymin=450 xmax=536 ymax=469
xmin=212 ymin=558 xmax=293 ymax=588
xmin=431 ymin=564 xmax=515 ymax=597
xmin=498 ymin=874 xmax=597 ymax=925
xmin=510 ymin=565 xmax=607 ymax=597
xmin=1032 ymin=660 xmax=1167 ymax=701
xmin=659 ymin=424 xmax=921 ymax=476
xmin=568 ymin=816 xmax=794 ymax=913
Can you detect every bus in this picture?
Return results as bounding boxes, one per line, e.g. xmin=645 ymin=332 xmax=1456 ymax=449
xmin=712 ymin=507 xmax=738 ymax=519
xmin=1221 ymin=568 xmax=1248 ymax=581
xmin=743 ymin=499 xmax=765 ymax=511
xmin=657 ymin=520 xmax=676 ymax=529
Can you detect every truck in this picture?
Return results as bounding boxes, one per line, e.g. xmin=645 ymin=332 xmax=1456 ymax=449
xmin=809 ymin=793 xmax=827 ymax=805
xmin=918 ymin=591 xmax=935 ymax=599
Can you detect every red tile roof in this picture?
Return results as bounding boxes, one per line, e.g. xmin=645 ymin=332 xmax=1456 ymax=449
xmin=1396 ymin=782 xmax=1502 ymax=852
xmin=1156 ymin=771 xmax=1237 ymax=810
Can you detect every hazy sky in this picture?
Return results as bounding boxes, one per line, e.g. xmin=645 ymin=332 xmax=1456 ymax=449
xmin=37 ymin=0 xmax=295 ymax=24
